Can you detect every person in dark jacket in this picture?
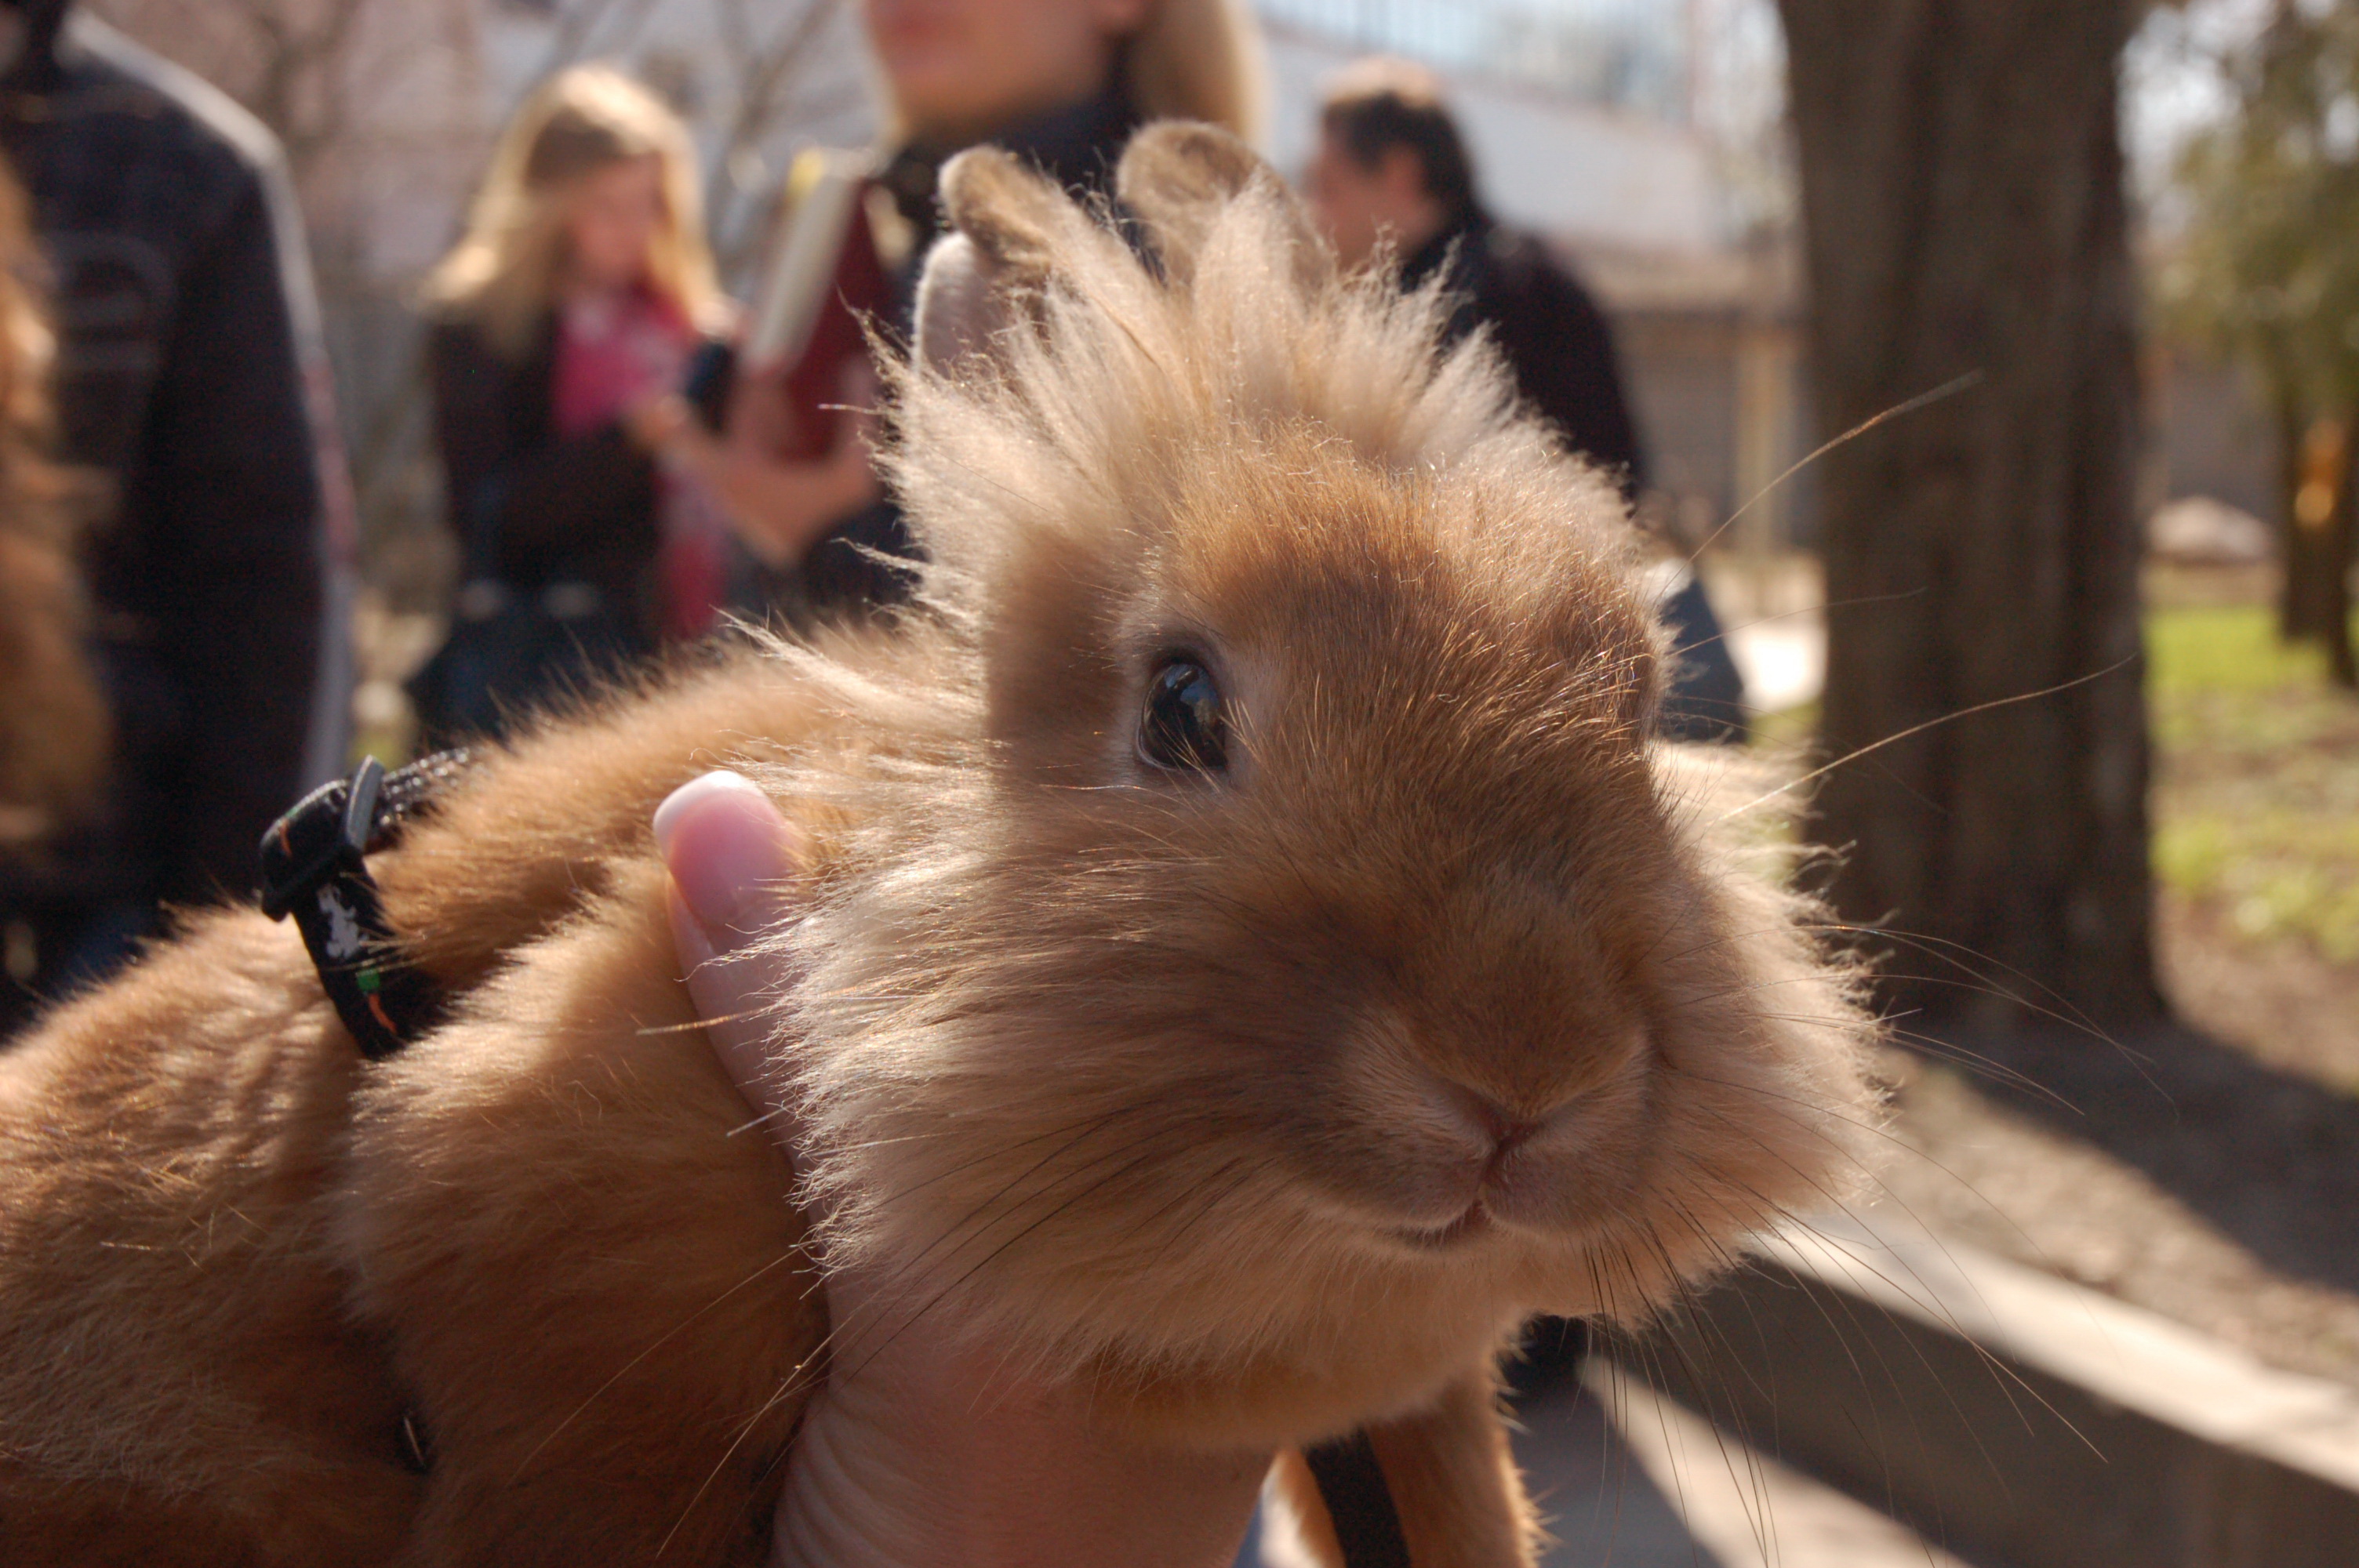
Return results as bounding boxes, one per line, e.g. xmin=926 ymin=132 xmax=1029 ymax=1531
xmin=1305 ymin=59 xmax=1747 ymax=743
xmin=0 ymin=0 xmax=353 ymax=1036
xmin=410 ymin=65 xmax=736 ymax=742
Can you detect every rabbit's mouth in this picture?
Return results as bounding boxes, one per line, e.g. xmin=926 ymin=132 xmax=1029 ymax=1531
xmin=1391 ymin=1198 xmax=1496 ymax=1250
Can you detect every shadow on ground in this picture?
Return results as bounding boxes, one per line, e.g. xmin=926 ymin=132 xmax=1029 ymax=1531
xmin=1921 ymin=1020 xmax=2359 ymax=1296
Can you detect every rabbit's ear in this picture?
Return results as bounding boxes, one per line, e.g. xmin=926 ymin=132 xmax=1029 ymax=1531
xmin=940 ymin=144 xmax=1069 ymax=290
xmin=1117 ymin=121 xmax=1332 ymax=291
xmin=913 ymin=147 xmax=1073 ymax=373
xmin=911 ymin=233 xmax=1000 ymax=374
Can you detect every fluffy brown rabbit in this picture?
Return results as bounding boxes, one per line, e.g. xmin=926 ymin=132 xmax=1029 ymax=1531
xmin=0 ymin=124 xmax=1876 ymax=1567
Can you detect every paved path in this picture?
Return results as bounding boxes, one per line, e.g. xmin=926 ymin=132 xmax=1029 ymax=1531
xmin=1522 ymin=1364 xmax=1976 ymax=1568
xmin=1722 ymin=615 xmax=1825 ymax=718
xmin=1242 ymin=1358 xmax=1976 ymax=1567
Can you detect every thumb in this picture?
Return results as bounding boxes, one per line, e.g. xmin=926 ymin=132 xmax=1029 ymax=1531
xmin=652 ymin=769 xmax=805 ymax=1127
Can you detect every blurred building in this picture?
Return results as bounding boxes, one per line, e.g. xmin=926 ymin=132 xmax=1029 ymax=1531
xmin=2146 ymin=346 xmax=2275 ymax=528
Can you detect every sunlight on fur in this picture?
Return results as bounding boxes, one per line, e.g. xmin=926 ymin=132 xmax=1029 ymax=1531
xmin=0 ymin=124 xmax=1877 ymax=1568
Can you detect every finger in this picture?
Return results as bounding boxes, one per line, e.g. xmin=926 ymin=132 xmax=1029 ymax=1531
xmin=652 ymin=770 xmax=805 ymax=1123
xmin=835 ymin=357 xmax=879 ymax=401
xmin=833 ymin=360 xmax=882 ymax=446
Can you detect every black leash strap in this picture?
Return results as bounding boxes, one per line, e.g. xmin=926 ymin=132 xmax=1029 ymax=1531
xmin=1305 ymin=1432 xmax=1413 ymax=1568
xmin=259 ymin=751 xmax=468 ymax=1059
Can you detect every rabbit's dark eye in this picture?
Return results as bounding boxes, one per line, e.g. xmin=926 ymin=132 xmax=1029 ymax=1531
xmin=1138 ymin=656 xmax=1227 ymax=774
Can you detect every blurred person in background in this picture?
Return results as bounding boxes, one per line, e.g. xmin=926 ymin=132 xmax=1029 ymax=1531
xmin=410 ymin=65 xmax=737 ymax=742
xmin=0 ymin=0 xmax=352 ymax=1038
xmin=1304 ymin=59 xmax=1747 ymax=743
xmin=665 ymin=0 xmax=1263 ymax=617
xmin=0 ymin=159 xmax=104 ymax=863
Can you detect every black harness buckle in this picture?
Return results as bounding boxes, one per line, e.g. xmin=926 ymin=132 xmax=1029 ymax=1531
xmin=260 ymin=751 xmax=467 ymax=1059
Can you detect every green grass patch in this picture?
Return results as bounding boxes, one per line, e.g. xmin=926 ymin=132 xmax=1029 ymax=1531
xmin=1752 ymin=602 xmax=2359 ymax=965
xmin=2148 ymin=603 xmax=2359 ymax=964
xmin=1750 ymin=699 xmax=1819 ymax=754
xmin=2147 ymin=603 xmax=2336 ymax=695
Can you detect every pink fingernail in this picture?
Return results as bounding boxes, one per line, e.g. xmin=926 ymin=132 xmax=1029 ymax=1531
xmin=652 ymin=771 xmax=801 ymax=938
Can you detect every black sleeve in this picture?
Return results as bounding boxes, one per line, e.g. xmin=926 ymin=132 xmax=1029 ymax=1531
xmin=1656 ymin=574 xmax=1748 ymax=745
xmin=128 ymin=169 xmax=324 ymax=906
xmin=799 ymin=498 xmax=921 ymax=615
xmin=1495 ymin=260 xmax=1647 ymax=494
xmin=427 ymin=320 xmax=657 ymax=583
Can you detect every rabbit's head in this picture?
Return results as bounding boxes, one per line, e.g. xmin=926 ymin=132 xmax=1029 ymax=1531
xmin=772 ymin=125 xmax=1875 ymax=1443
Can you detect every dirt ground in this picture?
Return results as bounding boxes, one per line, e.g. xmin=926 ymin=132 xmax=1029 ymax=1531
xmin=1871 ymin=899 xmax=2359 ymax=1389
xmin=1861 ymin=568 xmax=2359 ymax=1390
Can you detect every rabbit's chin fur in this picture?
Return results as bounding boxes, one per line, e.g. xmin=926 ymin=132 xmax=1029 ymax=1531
xmin=737 ymin=127 xmax=1880 ymax=1446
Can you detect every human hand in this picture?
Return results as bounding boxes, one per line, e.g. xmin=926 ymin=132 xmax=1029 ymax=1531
xmin=623 ymin=390 xmax=695 ymax=454
xmin=688 ymin=363 xmax=883 ymax=568
xmin=653 ymin=771 xmax=1270 ymax=1568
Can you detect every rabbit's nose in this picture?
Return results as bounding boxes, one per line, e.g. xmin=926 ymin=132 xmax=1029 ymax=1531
xmin=1430 ymin=1080 xmax=1549 ymax=1165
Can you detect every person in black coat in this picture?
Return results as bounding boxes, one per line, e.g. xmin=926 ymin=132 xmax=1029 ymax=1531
xmin=422 ymin=311 xmax=663 ymax=699
xmin=0 ymin=1 xmax=352 ymax=1036
xmin=1305 ymin=60 xmax=1747 ymax=743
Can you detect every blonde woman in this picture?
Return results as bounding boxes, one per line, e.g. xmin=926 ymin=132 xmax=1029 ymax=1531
xmin=415 ymin=65 xmax=732 ymax=739
xmin=682 ymin=0 xmax=1264 ymax=615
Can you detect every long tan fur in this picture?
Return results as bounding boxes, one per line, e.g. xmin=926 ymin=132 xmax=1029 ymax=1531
xmin=0 ymin=125 xmax=1876 ymax=1565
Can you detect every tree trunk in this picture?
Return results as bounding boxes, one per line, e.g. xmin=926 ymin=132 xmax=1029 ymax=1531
xmin=2266 ymin=361 xmax=2313 ymax=644
xmin=2322 ymin=411 xmax=2359 ymax=688
xmin=1778 ymin=0 xmax=2161 ymax=1028
xmin=2284 ymin=415 xmax=2351 ymax=651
